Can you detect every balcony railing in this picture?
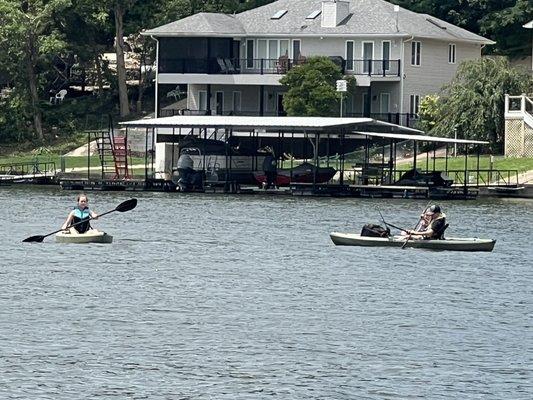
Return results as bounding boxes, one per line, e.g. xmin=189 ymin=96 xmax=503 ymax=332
xmin=159 ymin=57 xmax=401 ymax=77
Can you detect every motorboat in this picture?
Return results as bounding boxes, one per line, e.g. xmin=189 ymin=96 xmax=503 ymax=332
xmin=253 ymin=162 xmax=337 ymax=186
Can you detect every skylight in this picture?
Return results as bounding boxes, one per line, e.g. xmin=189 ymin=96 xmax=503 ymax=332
xmin=306 ymin=10 xmax=321 ymax=20
xmin=271 ymin=10 xmax=288 ymax=20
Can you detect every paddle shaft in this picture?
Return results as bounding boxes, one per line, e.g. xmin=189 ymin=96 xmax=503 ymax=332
xmin=402 ymin=201 xmax=432 ymax=249
xmin=378 ymin=210 xmax=409 ymax=233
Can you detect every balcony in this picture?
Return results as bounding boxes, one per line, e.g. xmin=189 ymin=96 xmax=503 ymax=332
xmin=159 ymin=57 xmax=401 ymax=77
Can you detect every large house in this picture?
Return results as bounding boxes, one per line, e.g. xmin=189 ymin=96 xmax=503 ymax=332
xmin=143 ymin=0 xmax=493 ymax=126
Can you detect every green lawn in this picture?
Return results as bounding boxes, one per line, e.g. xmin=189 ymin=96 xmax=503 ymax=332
xmin=397 ymin=155 xmax=533 ymax=172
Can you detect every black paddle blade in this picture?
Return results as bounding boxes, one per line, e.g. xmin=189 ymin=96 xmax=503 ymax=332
xmin=22 ymin=235 xmax=45 ymax=243
xmin=115 ymin=198 xmax=137 ymax=213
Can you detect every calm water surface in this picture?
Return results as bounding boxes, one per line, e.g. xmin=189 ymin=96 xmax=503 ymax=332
xmin=0 ymin=186 xmax=531 ymax=399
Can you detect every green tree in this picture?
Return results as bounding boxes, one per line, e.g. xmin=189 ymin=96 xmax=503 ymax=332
xmin=390 ymin=0 xmax=533 ymax=57
xmin=0 ymin=0 xmax=70 ymax=141
xmin=421 ymin=58 xmax=533 ymax=150
xmin=280 ymin=56 xmax=354 ymax=117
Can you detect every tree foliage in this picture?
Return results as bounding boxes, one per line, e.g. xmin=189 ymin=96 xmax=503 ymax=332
xmin=280 ymin=56 xmax=356 ymax=117
xmin=420 ymin=58 xmax=533 ymax=149
xmin=390 ymin=0 xmax=533 ymax=57
xmin=0 ymin=0 xmax=71 ymax=141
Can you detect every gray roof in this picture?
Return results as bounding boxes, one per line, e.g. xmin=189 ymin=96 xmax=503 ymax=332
xmin=144 ymin=0 xmax=493 ymax=44
xmin=145 ymin=13 xmax=245 ymax=36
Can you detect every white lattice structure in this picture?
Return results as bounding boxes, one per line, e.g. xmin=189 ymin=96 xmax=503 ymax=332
xmin=504 ymin=94 xmax=533 ymax=157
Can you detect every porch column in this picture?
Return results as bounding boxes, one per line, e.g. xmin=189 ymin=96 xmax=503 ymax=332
xmin=259 ymin=85 xmax=264 ymax=116
xmin=207 ymin=84 xmax=212 ymax=115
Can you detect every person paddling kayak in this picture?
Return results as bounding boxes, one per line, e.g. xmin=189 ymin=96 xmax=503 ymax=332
xmin=61 ymin=194 xmax=99 ymax=233
xmin=407 ymin=204 xmax=447 ymax=239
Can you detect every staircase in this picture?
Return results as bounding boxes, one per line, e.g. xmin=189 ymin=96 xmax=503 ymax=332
xmin=504 ymin=94 xmax=533 ymax=157
xmin=112 ymin=135 xmax=131 ymax=179
xmin=91 ymin=125 xmax=132 ymax=180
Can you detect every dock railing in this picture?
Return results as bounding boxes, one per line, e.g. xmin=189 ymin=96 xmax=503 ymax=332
xmin=0 ymin=161 xmax=57 ymax=180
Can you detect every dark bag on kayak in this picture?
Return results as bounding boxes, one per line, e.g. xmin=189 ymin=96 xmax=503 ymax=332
xmin=361 ymin=224 xmax=390 ymax=238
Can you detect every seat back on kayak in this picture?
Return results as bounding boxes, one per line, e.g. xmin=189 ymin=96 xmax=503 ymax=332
xmin=433 ymin=223 xmax=449 ymax=240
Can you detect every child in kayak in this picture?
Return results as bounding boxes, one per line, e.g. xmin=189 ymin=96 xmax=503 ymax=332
xmin=61 ymin=194 xmax=99 ymax=233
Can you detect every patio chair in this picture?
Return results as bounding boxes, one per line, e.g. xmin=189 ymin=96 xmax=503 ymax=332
xmin=54 ymin=89 xmax=67 ymax=104
xmin=276 ymin=54 xmax=289 ymax=73
xmin=217 ymin=58 xmax=228 ymax=73
xmin=224 ymin=59 xmax=237 ymax=73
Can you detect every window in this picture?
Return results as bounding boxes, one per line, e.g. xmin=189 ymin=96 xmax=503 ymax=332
xmin=233 ymin=91 xmax=241 ymax=113
xmin=380 ymin=93 xmax=390 ymax=114
xmin=257 ymin=39 xmax=267 ymax=70
xmin=362 ymin=41 xmax=374 ymax=74
xmin=382 ymin=41 xmax=391 ymax=71
xmin=448 ymin=43 xmax=456 ymax=64
xmin=246 ymin=39 xmax=254 ymax=68
xmin=268 ymin=40 xmax=278 ymax=68
xmin=411 ymin=41 xmax=421 ymax=66
xmin=292 ymin=39 xmax=301 ymax=59
xmin=409 ymin=94 xmax=420 ymax=116
xmin=199 ymin=91 xmax=207 ymax=111
xmin=345 ymin=41 xmax=354 ymax=71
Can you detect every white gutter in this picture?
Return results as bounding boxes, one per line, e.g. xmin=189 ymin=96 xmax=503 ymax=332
xmin=400 ymin=35 xmax=414 ymax=116
xmin=151 ymin=35 xmax=159 ymax=117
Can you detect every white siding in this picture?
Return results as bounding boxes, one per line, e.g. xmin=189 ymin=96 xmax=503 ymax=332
xmin=402 ymin=39 xmax=481 ymax=113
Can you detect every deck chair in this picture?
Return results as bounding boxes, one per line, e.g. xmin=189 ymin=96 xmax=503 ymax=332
xmin=55 ymin=89 xmax=67 ymax=104
xmin=224 ymin=59 xmax=237 ymax=73
xmin=217 ymin=58 xmax=228 ymax=73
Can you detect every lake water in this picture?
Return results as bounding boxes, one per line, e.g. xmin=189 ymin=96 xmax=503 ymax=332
xmin=0 ymin=186 xmax=531 ymax=399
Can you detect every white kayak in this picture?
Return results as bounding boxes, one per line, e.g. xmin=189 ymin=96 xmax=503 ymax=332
xmin=330 ymin=232 xmax=495 ymax=252
xmin=56 ymin=228 xmax=113 ymax=244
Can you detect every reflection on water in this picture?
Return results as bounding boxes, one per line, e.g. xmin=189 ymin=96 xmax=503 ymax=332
xmin=0 ymin=186 xmax=532 ymax=399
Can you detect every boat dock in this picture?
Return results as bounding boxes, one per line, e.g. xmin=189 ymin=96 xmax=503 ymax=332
xmin=3 ymin=116 xmax=528 ymax=199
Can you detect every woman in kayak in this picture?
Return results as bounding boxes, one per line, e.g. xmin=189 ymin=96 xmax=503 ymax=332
xmin=407 ymin=204 xmax=447 ymax=239
xmin=61 ymin=194 xmax=99 ymax=233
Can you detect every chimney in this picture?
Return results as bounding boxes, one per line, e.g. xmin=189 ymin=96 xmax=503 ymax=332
xmin=321 ymin=0 xmax=350 ymax=28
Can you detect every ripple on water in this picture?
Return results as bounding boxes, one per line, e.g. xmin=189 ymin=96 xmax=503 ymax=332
xmin=0 ymin=188 xmax=532 ymax=399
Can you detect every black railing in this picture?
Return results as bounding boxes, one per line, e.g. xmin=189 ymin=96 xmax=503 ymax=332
xmin=159 ymin=109 xmax=289 ymax=118
xmin=0 ymin=161 xmax=56 ymax=177
xmin=447 ymin=169 xmax=519 ymax=187
xmin=159 ymin=57 xmax=401 ymax=77
xmin=345 ymin=59 xmax=401 ymax=76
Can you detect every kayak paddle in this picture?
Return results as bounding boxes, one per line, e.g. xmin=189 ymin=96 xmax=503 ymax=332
xmin=401 ymin=202 xmax=431 ymax=249
xmin=378 ymin=210 xmax=409 ymax=233
xmin=22 ymin=198 xmax=138 ymax=243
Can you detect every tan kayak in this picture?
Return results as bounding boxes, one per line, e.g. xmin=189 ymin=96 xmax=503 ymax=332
xmin=55 ymin=228 xmax=113 ymax=244
xmin=330 ymin=232 xmax=495 ymax=252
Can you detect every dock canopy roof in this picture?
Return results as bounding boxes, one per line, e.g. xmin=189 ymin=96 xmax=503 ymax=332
xmin=355 ymin=131 xmax=489 ymax=145
xmin=121 ymin=115 xmax=423 ymax=135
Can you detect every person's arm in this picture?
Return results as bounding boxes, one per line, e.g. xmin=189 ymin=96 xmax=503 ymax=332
xmin=61 ymin=211 xmax=74 ymax=230
xmin=90 ymin=210 xmax=99 ymax=219
xmin=408 ymin=228 xmax=434 ymax=237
